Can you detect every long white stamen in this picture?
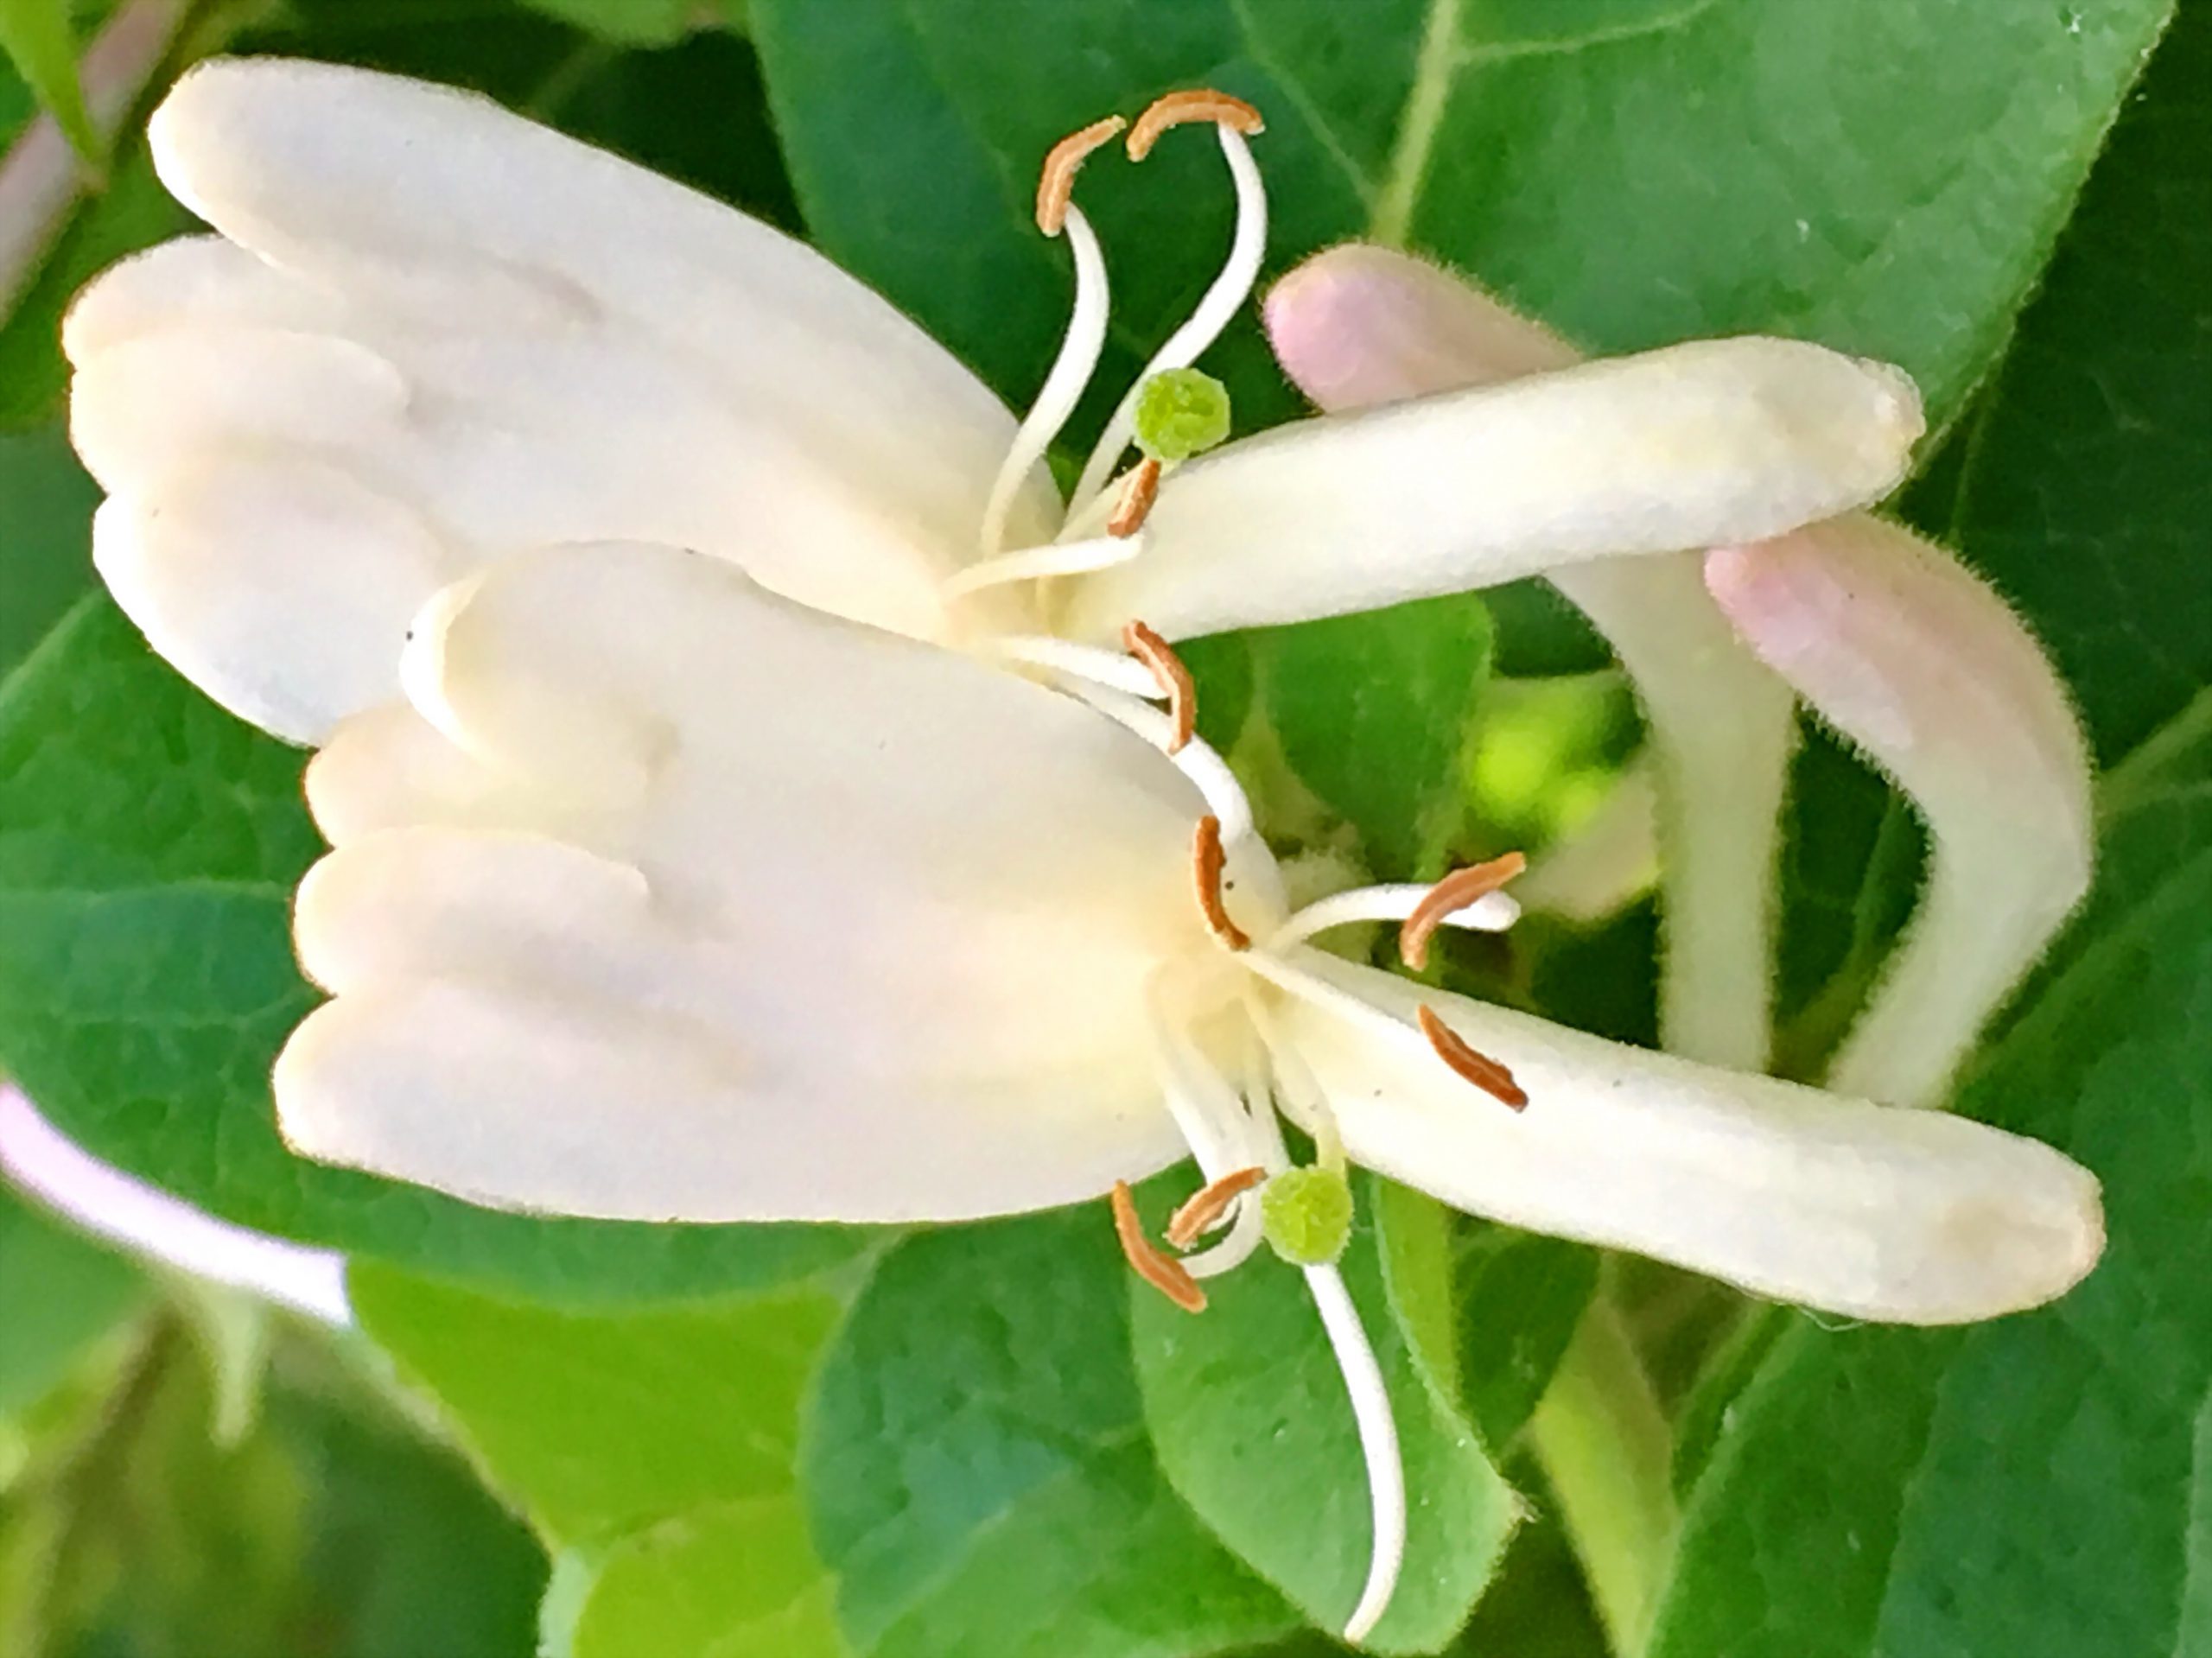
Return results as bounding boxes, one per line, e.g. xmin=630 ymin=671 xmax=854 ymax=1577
xmin=1146 ymin=979 xmax=1266 ymax=1183
xmin=1069 ymin=127 xmax=1268 ymax=516
xmin=1268 ymin=884 xmax=1521 ymax=952
xmin=980 ymin=204 xmax=1111 ymax=557
xmin=986 ymin=633 xmax=1165 ymax=698
xmin=1180 ymin=1044 xmax=1290 ymax=1280
xmin=944 ymin=529 xmax=1141 ymax=598
xmin=1244 ymin=988 xmax=1348 ymax=1172
xmin=1058 ymin=680 xmax=1259 ymax=847
xmin=1306 ymin=1261 xmax=1408 ymax=1644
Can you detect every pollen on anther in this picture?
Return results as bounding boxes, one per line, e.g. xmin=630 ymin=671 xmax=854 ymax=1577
xmin=1166 ymin=1166 xmax=1267 ymax=1248
xmin=1400 ymin=852 xmax=1528 ymax=970
xmin=1107 ymin=456 xmax=1162 ymax=538
xmin=1036 ymin=115 xmax=1128 ymax=235
xmin=1192 ymin=814 xmax=1250 ymax=950
xmin=1112 ymin=1180 xmax=1208 ymax=1312
xmin=1124 ymin=617 xmax=1195 ymax=753
xmin=1416 ymin=1006 xmax=1529 ymax=1110
xmin=1127 ymin=89 xmax=1265 ymax=160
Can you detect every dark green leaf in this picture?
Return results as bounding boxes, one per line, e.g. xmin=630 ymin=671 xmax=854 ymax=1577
xmin=1653 ymin=22 xmax=2212 ymax=1650
xmin=1130 ymin=1179 xmax=1516 ymax=1654
xmin=1255 ymin=597 xmax=1494 ymax=879
xmin=805 ymin=1210 xmax=1295 ymax=1658
xmin=753 ymin=0 xmax=2169 ymax=436
xmin=1453 ymin=1226 xmax=1599 ymax=1451
xmin=0 ymin=140 xmax=188 ymax=430
xmin=0 ymin=600 xmax=868 ymax=1303
xmin=514 ymin=0 xmax=710 ymax=46
xmin=0 ymin=425 xmax=97 ymax=678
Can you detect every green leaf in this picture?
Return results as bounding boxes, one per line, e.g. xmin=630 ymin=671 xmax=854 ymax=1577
xmin=0 ymin=0 xmax=96 ymax=163
xmin=805 ymin=1210 xmax=1296 ymax=1658
xmin=1453 ymin=1226 xmax=1599 ymax=1451
xmin=1652 ymin=22 xmax=2212 ymax=1652
xmin=0 ymin=600 xmax=868 ymax=1303
xmin=350 ymin=1264 xmax=842 ymax=1543
xmin=1255 ymin=596 xmax=1495 ymax=879
xmin=0 ymin=137 xmax=188 ymax=430
xmin=553 ymin=1499 xmax=846 ymax=1658
xmin=1129 ymin=1178 xmax=1516 ymax=1653
xmin=753 ymin=0 xmax=2167 ymax=435
xmin=355 ymin=1267 xmax=846 ymax=1658
xmin=0 ymin=425 xmax=98 ymax=679
xmin=513 ymin=0 xmax=713 ymax=45
xmin=0 ymin=1190 xmax=144 ymax=1417
xmin=1653 ymin=706 xmax=2212 ymax=1654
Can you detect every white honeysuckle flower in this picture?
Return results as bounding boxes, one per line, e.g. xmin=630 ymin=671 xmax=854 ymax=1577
xmin=285 ymin=540 xmax=2100 ymax=1642
xmin=60 ymin=58 xmax=2082 ymax=1647
xmin=1706 ymin=518 xmax=2094 ymax=1107
xmin=1262 ymin=245 xmax=1797 ymax=1072
xmin=68 ymin=57 xmax=1924 ymax=757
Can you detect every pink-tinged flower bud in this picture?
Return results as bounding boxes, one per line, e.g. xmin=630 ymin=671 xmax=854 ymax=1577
xmin=1265 ymin=244 xmax=1797 ymax=1070
xmin=1706 ymin=517 xmax=2094 ymax=1106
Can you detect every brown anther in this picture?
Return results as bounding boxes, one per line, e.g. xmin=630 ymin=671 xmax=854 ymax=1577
xmin=1416 ymin=1006 xmax=1529 ymax=1110
xmin=1166 ymin=1166 xmax=1268 ymax=1248
xmin=1112 ymin=1180 xmax=1207 ymax=1312
xmin=1123 ymin=617 xmax=1195 ymax=753
xmin=1127 ymin=89 xmax=1266 ymax=161
xmin=1106 ymin=455 xmax=1162 ymax=539
xmin=1035 ymin=115 xmax=1128 ymax=235
xmin=1192 ymin=814 xmax=1250 ymax=950
xmin=1399 ymin=851 xmax=1529 ymax=970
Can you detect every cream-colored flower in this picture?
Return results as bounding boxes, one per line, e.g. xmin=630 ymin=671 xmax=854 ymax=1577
xmin=288 ymin=537 xmax=2098 ymax=1642
xmin=70 ymin=59 xmax=1921 ymax=746
xmin=64 ymin=60 xmax=2098 ymax=1645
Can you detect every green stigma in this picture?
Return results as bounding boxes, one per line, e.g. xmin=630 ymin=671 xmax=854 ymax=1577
xmin=1133 ymin=367 xmax=1232 ymax=463
xmin=1262 ymin=1166 xmax=1355 ymax=1267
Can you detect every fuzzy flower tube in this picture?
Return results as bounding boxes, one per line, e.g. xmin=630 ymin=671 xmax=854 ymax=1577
xmin=66 ymin=59 xmax=2102 ymax=1646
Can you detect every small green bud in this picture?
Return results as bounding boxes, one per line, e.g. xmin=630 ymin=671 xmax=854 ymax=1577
xmin=1262 ymin=1166 xmax=1354 ymax=1267
xmin=1133 ymin=367 xmax=1232 ymax=463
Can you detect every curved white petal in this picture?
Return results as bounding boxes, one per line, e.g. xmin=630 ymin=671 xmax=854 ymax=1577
xmin=91 ymin=461 xmax=454 ymax=744
xmin=1271 ymin=951 xmax=2101 ymax=1324
xmin=70 ymin=59 xmax=1059 ymax=741
xmin=278 ymin=974 xmax=1181 ymax=1224
xmin=1060 ymin=335 xmax=1924 ymax=644
xmin=1261 ymin=245 xmax=1798 ymax=1070
xmin=305 ymin=700 xmax=636 ymax=854
xmin=1707 ymin=517 xmax=2094 ymax=1106
xmin=276 ymin=543 xmax=1213 ymax=1220
xmin=146 ymin=58 xmax=1043 ymax=543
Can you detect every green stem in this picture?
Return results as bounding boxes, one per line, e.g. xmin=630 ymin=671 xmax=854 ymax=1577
xmin=1528 ymin=1295 xmax=1679 ymax=1657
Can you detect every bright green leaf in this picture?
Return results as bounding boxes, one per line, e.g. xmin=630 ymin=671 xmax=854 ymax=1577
xmin=556 ymin=1499 xmax=846 ymax=1658
xmin=349 ymin=1264 xmax=842 ymax=1544
xmin=806 ymin=1210 xmax=1296 ymax=1658
xmin=0 ymin=1190 xmax=144 ymax=1417
xmin=1129 ymin=1177 xmax=1517 ymax=1653
xmin=0 ymin=0 xmax=96 ymax=163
